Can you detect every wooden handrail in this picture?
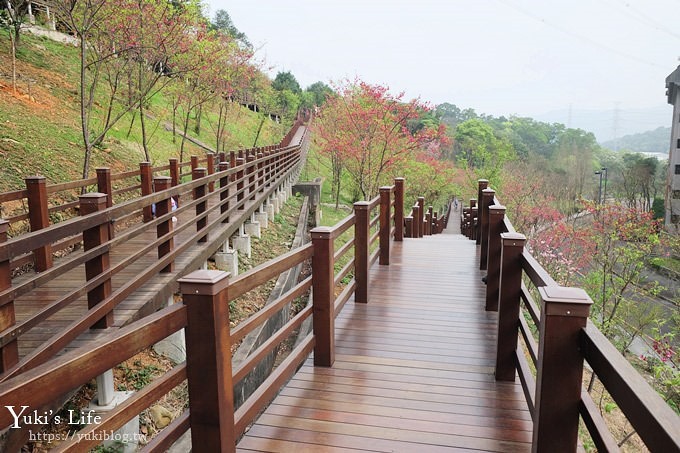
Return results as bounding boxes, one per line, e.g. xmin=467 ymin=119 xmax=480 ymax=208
xmin=582 ymin=321 xmax=680 ymax=450
xmin=476 ymin=178 xmax=680 ymax=452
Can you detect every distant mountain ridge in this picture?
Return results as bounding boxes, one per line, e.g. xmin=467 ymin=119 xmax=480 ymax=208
xmin=535 ymin=105 xmax=671 ymax=143
xmin=601 ymin=126 xmax=671 ymax=155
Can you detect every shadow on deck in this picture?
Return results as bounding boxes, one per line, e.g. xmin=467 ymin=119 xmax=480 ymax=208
xmin=239 ymin=232 xmax=532 ymax=452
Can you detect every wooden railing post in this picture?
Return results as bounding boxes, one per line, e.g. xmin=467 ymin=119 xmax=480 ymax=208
xmin=139 ymin=162 xmax=153 ymax=222
xmin=0 ymin=220 xmax=18 ymax=372
xmin=169 ymin=158 xmax=180 ymax=207
xmin=495 ymin=232 xmax=526 ymax=377
xmin=471 ymin=206 xmax=478 ymax=241
xmin=476 ymin=179 xmax=488 ymax=244
xmin=264 ymin=151 xmax=272 ymax=186
xmin=311 ymin=227 xmax=335 ymax=367
xmin=417 ymin=197 xmax=425 ymax=238
xmin=394 ymin=178 xmax=404 ymax=241
xmin=191 ymin=155 xmax=199 ymax=172
xmin=219 ymin=162 xmax=230 ymax=224
xmin=354 ymin=202 xmax=370 ymax=303
xmin=207 ymin=153 xmax=216 ymax=193
xmin=25 ymin=176 xmax=52 ymax=271
xmin=485 ymin=205 xmax=506 ymax=312
xmin=236 ymin=158 xmax=245 ymax=209
xmin=193 ymin=168 xmax=208 ymax=243
xmin=257 ymin=153 xmax=264 ymax=192
xmin=80 ymin=193 xmax=113 ymax=329
xmin=96 ymin=168 xmax=114 ymax=239
xmin=412 ymin=203 xmax=421 ymax=238
xmin=433 ymin=212 xmax=439 ymax=234
xmin=379 ymin=186 xmax=392 ymax=265
xmin=229 ymin=152 xmax=236 ymax=182
xmin=480 ymin=188 xmax=495 ymax=270
xmin=247 ymin=154 xmax=256 ymax=201
xmin=179 ymin=270 xmax=235 ymax=453
xmin=404 ymin=216 xmax=413 ymax=238
xmin=154 ymin=176 xmax=174 ymax=273
xmin=169 ymin=158 xmax=180 ymax=187
xmin=533 ymin=287 xmax=593 ymax=452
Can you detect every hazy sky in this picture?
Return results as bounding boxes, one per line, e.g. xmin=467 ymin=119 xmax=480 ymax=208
xmin=206 ymin=0 xmax=679 ymax=121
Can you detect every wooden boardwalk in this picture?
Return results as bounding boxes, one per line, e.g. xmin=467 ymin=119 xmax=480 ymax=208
xmin=12 ymin=126 xmax=307 ymax=361
xmin=238 ymin=232 xmax=532 ymax=452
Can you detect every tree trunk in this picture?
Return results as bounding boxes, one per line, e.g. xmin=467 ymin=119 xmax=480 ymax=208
xmin=79 ymin=33 xmax=92 ymax=180
xmin=127 ymin=110 xmax=137 ymax=138
xmin=180 ymin=108 xmax=191 ymax=163
xmin=194 ymin=104 xmax=202 ymax=135
xmin=10 ymin=28 xmax=17 ymax=94
xmin=252 ymin=114 xmax=266 ymax=147
xmin=139 ymin=100 xmax=150 ymax=161
xmin=172 ymin=98 xmax=177 ymax=143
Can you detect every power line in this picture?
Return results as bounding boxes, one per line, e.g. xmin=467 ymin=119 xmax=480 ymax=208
xmin=595 ymin=0 xmax=680 ymax=42
xmin=494 ymin=0 xmax=667 ymax=69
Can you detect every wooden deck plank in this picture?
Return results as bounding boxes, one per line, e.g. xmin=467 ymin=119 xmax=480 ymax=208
xmin=239 ymin=234 xmax=532 ymax=451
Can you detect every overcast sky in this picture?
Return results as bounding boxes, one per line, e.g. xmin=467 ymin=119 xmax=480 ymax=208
xmin=205 ymin=0 xmax=678 ymax=124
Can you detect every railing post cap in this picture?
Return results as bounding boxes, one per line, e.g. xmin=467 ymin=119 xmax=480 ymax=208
xmin=25 ymin=175 xmax=46 ymax=183
xmin=539 ymin=286 xmax=593 ymax=317
xmin=489 ymin=204 xmax=506 ymax=213
xmin=79 ymin=192 xmax=108 ymax=203
xmin=418 ymin=196 xmax=425 ymax=201
xmin=179 ymin=269 xmax=230 ymax=296
xmin=140 ymin=161 xmax=151 ymax=167
xmin=310 ymin=226 xmax=333 ymax=238
xmin=96 ymin=167 xmax=110 ymax=173
xmin=394 ymin=177 xmax=405 ymax=182
xmin=500 ymin=232 xmax=525 ymax=244
xmin=193 ymin=167 xmax=207 ymax=174
xmin=154 ymin=175 xmax=171 ymax=182
xmin=478 ymin=179 xmax=489 ymax=183
xmin=354 ymin=201 xmax=370 ymax=210
xmin=482 ymin=188 xmax=496 ymax=195
xmin=379 ymin=186 xmax=392 ymax=192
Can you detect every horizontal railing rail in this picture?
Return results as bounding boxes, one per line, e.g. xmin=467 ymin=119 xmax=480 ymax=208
xmin=469 ymin=178 xmax=680 ymax=452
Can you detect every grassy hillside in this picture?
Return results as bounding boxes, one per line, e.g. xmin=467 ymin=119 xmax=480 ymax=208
xmin=0 ymin=29 xmax=286 ymax=192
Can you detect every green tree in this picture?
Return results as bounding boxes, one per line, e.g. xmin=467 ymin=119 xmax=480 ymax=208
xmin=303 ymin=81 xmax=334 ymax=107
xmin=453 ymin=118 xmax=515 ymax=185
xmin=211 ymin=9 xmax=250 ymax=47
xmin=272 ymin=71 xmax=301 ymax=94
xmin=2 ymin=0 xmax=30 ymax=93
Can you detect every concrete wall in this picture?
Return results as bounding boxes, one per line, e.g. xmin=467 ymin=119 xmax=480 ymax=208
xmin=231 ymin=197 xmax=311 ymax=409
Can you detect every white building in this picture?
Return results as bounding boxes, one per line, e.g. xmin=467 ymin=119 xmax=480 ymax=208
xmin=666 ymin=65 xmax=680 ymax=232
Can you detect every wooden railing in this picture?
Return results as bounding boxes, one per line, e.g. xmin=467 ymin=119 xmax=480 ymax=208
xmin=403 ymin=188 xmax=451 ymax=237
xmin=0 ymin=130 xmax=302 ymax=272
xmin=0 ymin=175 xmax=409 ymax=452
xmin=0 ymin=125 xmax=309 ymax=380
xmin=468 ymin=179 xmax=680 ymax=452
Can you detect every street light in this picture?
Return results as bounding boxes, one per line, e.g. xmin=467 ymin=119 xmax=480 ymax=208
xmin=594 ymin=167 xmax=607 ymax=205
xmin=595 ymin=170 xmax=603 ymax=204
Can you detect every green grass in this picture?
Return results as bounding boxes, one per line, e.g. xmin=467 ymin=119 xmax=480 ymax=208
xmin=0 ymin=28 xmax=286 ymax=192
